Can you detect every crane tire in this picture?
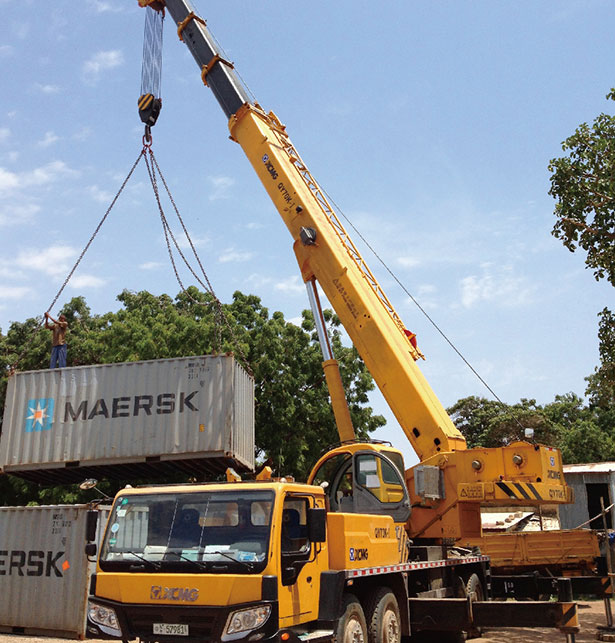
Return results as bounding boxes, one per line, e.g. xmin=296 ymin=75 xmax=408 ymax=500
xmin=365 ymin=587 xmax=401 ymax=643
xmin=465 ymin=573 xmax=484 ymax=639
xmin=466 ymin=573 xmax=484 ymax=602
xmin=335 ymin=593 xmax=368 ymax=643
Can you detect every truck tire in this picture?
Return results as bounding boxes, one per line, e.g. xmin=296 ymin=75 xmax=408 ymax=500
xmin=465 ymin=573 xmax=484 ymax=639
xmin=365 ymin=587 xmax=401 ymax=643
xmin=466 ymin=573 xmax=484 ymax=602
xmin=336 ymin=593 xmax=368 ymax=643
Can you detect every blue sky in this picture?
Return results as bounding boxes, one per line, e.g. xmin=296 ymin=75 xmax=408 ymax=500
xmin=1 ymin=1 xmax=613 ymax=466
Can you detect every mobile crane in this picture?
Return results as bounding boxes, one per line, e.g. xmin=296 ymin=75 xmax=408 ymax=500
xmin=86 ymin=2 xmax=581 ymax=641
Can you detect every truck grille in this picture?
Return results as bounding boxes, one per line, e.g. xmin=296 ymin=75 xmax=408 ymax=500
xmin=123 ymin=604 xmax=226 ymax=641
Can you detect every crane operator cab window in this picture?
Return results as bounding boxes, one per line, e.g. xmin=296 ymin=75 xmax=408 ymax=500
xmin=311 ymin=450 xmax=410 ymax=524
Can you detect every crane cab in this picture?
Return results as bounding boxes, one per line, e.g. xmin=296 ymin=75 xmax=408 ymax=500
xmin=308 ymin=443 xmax=411 ymax=523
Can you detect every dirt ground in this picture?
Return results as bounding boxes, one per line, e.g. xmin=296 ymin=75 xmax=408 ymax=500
xmin=479 ymin=599 xmax=611 ymax=642
xmin=0 ymin=600 xmax=611 ymax=643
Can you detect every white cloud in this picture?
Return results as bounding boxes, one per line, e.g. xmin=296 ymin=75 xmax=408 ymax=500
xmin=82 ymin=50 xmax=124 ymax=82
xmin=69 ymin=274 xmax=105 ymax=288
xmin=0 ymin=128 xmax=10 ymax=143
xmin=28 ymin=160 xmax=78 ymax=186
xmin=0 ymin=265 xmax=26 ymax=280
xmin=418 ymin=284 xmax=436 ymax=296
xmin=0 ymin=201 xmax=41 ymax=226
xmin=86 ymin=0 xmax=124 ymax=13
xmin=459 ymin=263 xmax=535 ymax=309
xmin=218 ymin=248 xmax=254 ymax=264
xmin=0 ymin=167 xmax=19 ymax=193
xmin=34 ymin=83 xmax=60 ymax=95
xmin=15 ymin=245 xmax=78 ymax=277
xmin=397 ymin=256 xmax=420 ymax=269
xmin=207 ymin=175 xmax=234 ymax=201
xmin=139 ymin=261 xmax=162 ymax=270
xmin=0 ymin=45 xmax=14 ymax=57
xmin=38 ymin=131 xmax=60 ymax=147
xmin=172 ymin=230 xmax=209 ymax=250
xmin=0 ymin=285 xmax=32 ymax=299
xmin=87 ymin=185 xmax=114 ymax=203
xmin=274 ymin=275 xmax=304 ymax=295
xmin=0 ymin=161 xmax=76 ymax=226
xmin=245 ymin=273 xmax=272 ymax=289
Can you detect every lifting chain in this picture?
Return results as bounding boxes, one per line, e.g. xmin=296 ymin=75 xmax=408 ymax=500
xmin=142 ymin=145 xmax=253 ymax=376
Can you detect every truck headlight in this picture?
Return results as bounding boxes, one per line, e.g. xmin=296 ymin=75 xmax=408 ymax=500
xmin=88 ymin=601 xmax=122 ymax=637
xmin=225 ymin=605 xmax=271 ymax=636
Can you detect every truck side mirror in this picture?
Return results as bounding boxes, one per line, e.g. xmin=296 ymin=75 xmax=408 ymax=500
xmin=86 ymin=510 xmax=99 ymax=542
xmin=307 ymin=507 xmax=326 ymax=543
xmin=85 ymin=542 xmax=98 ymax=558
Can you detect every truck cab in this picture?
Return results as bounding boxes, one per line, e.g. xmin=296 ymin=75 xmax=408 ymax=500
xmin=87 ymin=481 xmax=330 ymax=642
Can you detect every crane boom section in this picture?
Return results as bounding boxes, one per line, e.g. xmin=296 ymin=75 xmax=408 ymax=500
xmin=158 ymin=0 xmax=466 ymax=460
xmin=231 ymin=106 xmax=466 ymax=460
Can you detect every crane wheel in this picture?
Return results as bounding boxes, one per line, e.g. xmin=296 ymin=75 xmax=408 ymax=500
xmin=465 ymin=573 xmax=484 ymax=639
xmin=365 ymin=587 xmax=401 ymax=643
xmin=335 ymin=593 xmax=368 ymax=643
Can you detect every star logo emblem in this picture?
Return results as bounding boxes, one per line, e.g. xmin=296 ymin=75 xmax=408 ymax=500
xmin=24 ymin=398 xmax=54 ymax=432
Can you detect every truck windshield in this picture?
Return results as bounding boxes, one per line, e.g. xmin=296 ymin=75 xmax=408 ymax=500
xmin=99 ymin=489 xmax=274 ymax=574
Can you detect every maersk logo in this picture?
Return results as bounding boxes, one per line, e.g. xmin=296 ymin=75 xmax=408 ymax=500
xmin=63 ymin=391 xmax=199 ymax=422
xmin=25 ymin=398 xmax=55 ymax=432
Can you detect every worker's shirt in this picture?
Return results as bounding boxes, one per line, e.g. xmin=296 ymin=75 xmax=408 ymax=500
xmin=51 ymin=322 xmax=68 ymax=347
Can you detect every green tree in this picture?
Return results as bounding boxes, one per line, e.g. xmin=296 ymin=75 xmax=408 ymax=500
xmin=585 ymin=308 xmax=615 ymax=409
xmin=558 ymin=420 xmax=615 ymax=464
xmin=548 ymin=90 xmax=615 ymax=412
xmin=447 ymin=396 xmax=557 ymax=449
xmin=448 ymin=393 xmax=615 ymax=465
xmin=548 ymin=89 xmax=615 ymax=287
xmin=0 ymin=289 xmax=384 ymax=504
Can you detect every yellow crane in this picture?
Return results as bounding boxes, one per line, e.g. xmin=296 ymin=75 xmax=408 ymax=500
xmin=85 ymin=3 xmax=582 ymax=642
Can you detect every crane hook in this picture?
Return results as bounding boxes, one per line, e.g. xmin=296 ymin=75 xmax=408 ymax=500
xmin=143 ymin=125 xmax=153 ymax=149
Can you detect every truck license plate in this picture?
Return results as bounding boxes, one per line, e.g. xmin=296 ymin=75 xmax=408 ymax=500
xmin=153 ymin=623 xmax=189 ymax=636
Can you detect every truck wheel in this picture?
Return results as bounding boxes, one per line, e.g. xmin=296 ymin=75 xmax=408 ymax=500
xmin=465 ymin=574 xmax=484 ymax=639
xmin=466 ymin=573 xmax=484 ymax=602
xmin=336 ymin=593 xmax=368 ymax=643
xmin=366 ymin=587 xmax=401 ymax=643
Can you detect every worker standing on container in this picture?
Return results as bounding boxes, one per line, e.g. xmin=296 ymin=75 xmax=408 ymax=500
xmin=45 ymin=312 xmax=68 ymax=369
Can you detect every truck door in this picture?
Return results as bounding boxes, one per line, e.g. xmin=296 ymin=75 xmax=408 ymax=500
xmin=277 ymin=494 xmax=326 ymax=627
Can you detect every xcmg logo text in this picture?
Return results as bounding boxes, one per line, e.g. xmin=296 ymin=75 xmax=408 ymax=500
xmin=150 ymin=586 xmax=199 ymax=602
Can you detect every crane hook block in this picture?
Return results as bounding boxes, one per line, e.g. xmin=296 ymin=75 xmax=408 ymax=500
xmin=138 ymin=93 xmax=162 ymax=127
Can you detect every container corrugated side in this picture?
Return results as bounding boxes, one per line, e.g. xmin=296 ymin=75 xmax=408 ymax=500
xmin=0 ymin=355 xmax=254 ymax=483
xmin=0 ymin=504 xmax=109 ymax=637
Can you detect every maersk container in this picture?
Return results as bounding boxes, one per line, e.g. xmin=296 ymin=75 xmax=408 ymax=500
xmin=0 ymin=355 xmax=254 ymax=483
xmin=0 ymin=504 xmax=110 ymax=638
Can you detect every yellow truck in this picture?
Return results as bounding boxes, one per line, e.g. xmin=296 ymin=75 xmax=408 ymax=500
xmin=86 ymin=444 xmax=579 ymax=642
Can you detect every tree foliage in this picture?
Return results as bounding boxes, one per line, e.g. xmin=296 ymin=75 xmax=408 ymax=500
xmin=585 ymin=308 xmax=615 ymax=410
xmin=548 ymin=89 xmax=615 ymax=286
xmin=448 ymin=393 xmax=615 ymax=465
xmin=548 ymin=89 xmax=615 ymax=412
xmin=447 ymin=396 xmax=558 ymax=449
xmin=0 ymin=289 xmax=384 ymax=505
